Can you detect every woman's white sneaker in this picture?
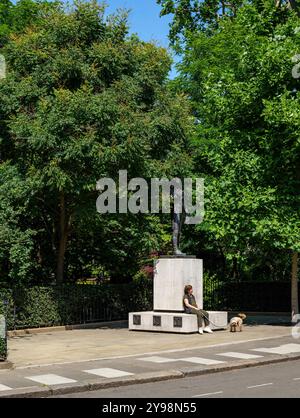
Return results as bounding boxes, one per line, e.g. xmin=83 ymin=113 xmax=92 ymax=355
xmin=203 ymin=326 xmax=213 ymax=334
xmin=198 ymin=328 xmax=204 ymax=334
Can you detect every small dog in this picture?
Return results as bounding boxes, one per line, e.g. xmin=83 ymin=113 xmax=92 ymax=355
xmin=230 ymin=313 xmax=247 ymax=332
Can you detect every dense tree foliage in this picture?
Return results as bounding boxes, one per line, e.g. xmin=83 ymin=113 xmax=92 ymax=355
xmin=162 ymin=0 xmax=300 ymax=317
xmin=0 ymin=0 xmax=193 ymax=284
xmin=0 ymin=0 xmax=58 ymax=46
xmin=157 ymin=0 xmax=300 ymax=48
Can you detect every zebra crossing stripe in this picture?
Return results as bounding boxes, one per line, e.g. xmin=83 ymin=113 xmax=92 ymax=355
xmin=138 ymin=356 xmax=178 ymax=363
xmin=83 ymin=368 xmax=134 ymax=378
xmin=0 ymin=384 xmax=12 ymax=391
xmin=181 ymin=357 xmax=225 ymax=365
xmin=26 ymin=374 xmax=77 ymax=385
xmin=252 ymin=344 xmax=300 ymax=355
xmin=217 ymin=352 xmax=263 ymax=360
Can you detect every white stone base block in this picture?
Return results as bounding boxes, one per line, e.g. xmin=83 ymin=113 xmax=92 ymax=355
xmin=129 ymin=311 xmax=228 ymax=334
xmin=207 ymin=311 xmax=228 ymax=331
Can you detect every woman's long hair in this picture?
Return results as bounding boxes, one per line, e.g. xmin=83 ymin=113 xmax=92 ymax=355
xmin=184 ymin=285 xmax=193 ymax=295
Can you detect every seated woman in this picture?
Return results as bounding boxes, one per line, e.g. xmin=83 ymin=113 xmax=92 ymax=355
xmin=183 ymin=285 xmax=213 ymax=334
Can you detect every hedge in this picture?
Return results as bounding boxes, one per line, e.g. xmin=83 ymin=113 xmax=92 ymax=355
xmin=0 ymin=315 xmax=6 ymax=360
xmin=0 ymin=280 xmax=153 ymax=331
xmin=0 ymin=338 xmax=6 ymax=361
xmin=0 ymin=290 xmax=12 ymax=358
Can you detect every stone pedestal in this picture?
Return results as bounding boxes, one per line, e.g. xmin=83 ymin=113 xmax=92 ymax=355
xmin=154 ymin=257 xmax=203 ymax=311
xmin=129 ymin=256 xmax=228 ymax=333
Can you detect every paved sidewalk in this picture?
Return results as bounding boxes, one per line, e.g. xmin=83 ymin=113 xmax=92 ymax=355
xmin=0 ymin=319 xmax=298 ymax=397
xmin=7 ymin=321 xmax=291 ymax=368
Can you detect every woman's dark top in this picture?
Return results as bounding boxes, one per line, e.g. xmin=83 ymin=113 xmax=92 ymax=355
xmin=183 ymin=293 xmax=198 ymax=314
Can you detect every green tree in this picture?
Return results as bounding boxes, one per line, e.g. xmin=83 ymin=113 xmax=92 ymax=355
xmin=0 ymin=0 xmax=58 ymax=46
xmin=0 ymin=0 xmax=192 ymax=284
xmin=173 ymin=1 xmax=300 ymax=318
xmin=157 ymin=0 xmax=300 ymax=48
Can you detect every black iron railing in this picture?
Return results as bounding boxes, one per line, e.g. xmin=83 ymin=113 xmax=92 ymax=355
xmin=0 ymin=280 xmax=298 ymax=331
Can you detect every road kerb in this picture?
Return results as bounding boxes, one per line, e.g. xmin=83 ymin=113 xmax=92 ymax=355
xmin=7 ymin=320 xmax=128 ymax=337
xmin=0 ymin=361 xmax=14 ymax=370
xmin=85 ymin=370 xmax=184 ymax=392
xmin=50 ymin=381 xmax=91 ymax=396
xmin=0 ymin=386 xmax=51 ymax=398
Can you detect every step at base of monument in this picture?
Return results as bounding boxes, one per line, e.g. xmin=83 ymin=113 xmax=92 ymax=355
xmin=129 ymin=311 xmax=228 ymax=333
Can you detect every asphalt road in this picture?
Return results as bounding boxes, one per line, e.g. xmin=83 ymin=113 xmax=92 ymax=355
xmin=54 ymin=359 xmax=300 ymax=398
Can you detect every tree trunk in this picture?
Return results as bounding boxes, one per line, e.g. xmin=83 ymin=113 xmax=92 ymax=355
xmin=218 ymin=244 xmax=227 ymax=276
xmin=56 ymin=192 xmax=71 ymax=284
xmin=287 ymin=0 xmax=300 ymax=15
xmin=291 ymin=251 xmax=299 ymax=323
xmin=288 ymin=0 xmax=297 ymax=9
xmin=37 ymin=244 xmax=43 ymax=265
xmin=275 ymin=0 xmax=300 ymax=15
xmin=232 ymin=256 xmax=239 ymax=280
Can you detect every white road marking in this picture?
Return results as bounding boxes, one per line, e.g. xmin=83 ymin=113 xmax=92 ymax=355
xmin=0 ymin=384 xmax=12 ymax=391
xmin=16 ymin=334 xmax=291 ymax=369
xmin=247 ymin=383 xmax=273 ymax=389
xmin=83 ymin=368 xmax=134 ymax=378
xmin=293 ymin=378 xmax=300 ymax=381
xmin=193 ymin=391 xmax=223 ymax=397
xmin=252 ymin=343 xmax=300 ymax=355
xmin=26 ymin=374 xmax=77 ymax=385
xmin=181 ymin=357 xmax=225 ymax=365
xmin=217 ymin=352 xmax=263 ymax=360
xmin=138 ymin=356 xmax=178 ymax=363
